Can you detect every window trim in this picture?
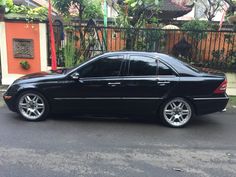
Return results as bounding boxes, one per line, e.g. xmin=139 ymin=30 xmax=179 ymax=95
xmin=157 ymin=60 xmax=177 ymax=76
xmin=157 ymin=59 xmax=177 ymax=76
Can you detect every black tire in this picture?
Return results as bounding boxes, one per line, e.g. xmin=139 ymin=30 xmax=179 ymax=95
xmin=16 ymin=91 xmax=49 ymax=121
xmin=159 ymin=97 xmax=193 ymax=128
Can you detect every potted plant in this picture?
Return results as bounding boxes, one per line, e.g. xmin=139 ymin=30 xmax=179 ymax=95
xmin=20 ymin=60 xmax=30 ymax=70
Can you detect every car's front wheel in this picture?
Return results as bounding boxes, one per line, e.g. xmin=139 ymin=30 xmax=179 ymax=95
xmin=160 ymin=98 xmax=193 ymax=128
xmin=16 ymin=91 xmax=49 ymax=121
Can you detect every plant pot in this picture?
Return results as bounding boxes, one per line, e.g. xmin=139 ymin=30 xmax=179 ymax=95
xmin=22 ymin=64 xmax=30 ymax=70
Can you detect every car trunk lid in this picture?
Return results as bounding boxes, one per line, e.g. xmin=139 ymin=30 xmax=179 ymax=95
xmin=198 ymin=67 xmax=226 ymax=77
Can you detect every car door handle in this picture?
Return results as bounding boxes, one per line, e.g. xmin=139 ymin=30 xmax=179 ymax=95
xmin=157 ymin=81 xmax=170 ymax=86
xmin=108 ymin=82 xmax=121 ymax=87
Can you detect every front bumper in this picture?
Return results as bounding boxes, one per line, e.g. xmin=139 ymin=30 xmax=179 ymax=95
xmin=3 ymin=85 xmax=19 ymax=112
xmin=3 ymin=93 xmax=17 ymax=112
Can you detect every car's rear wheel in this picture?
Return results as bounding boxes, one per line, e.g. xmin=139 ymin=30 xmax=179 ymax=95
xmin=17 ymin=91 xmax=49 ymax=121
xmin=160 ymin=98 xmax=193 ymax=128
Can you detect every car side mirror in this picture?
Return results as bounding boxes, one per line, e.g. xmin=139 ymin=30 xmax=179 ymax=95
xmin=71 ymin=72 xmax=80 ymax=80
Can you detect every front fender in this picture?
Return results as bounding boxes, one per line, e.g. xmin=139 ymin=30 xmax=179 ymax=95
xmin=3 ymin=84 xmax=45 ymax=112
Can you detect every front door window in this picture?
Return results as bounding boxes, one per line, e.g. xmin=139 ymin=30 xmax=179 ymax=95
xmin=79 ymin=56 xmax=124 ymax=78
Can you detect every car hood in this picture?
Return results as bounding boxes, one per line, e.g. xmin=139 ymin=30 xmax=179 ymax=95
xmin=14 ymin=70 xmax=66 ymax=84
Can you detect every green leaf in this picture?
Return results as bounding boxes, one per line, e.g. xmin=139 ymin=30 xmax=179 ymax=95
xmin=130 ymin=1 xmax=137 ymax=7
xmin=5 ymin=7 xmax=10 ymax=13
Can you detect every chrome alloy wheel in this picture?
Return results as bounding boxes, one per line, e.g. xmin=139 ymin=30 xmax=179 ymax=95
xmin=163 ymin=98 xmax=192 ymax=127
xmin=18 ymin=93 xmax=45 ymax=120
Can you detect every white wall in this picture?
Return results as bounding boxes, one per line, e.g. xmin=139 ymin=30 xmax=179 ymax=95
xmin=226 ymin=73 xmax=236 ymax=96
xmin=177 ymin=1 xmax=226 ymax=21
xmin=0 ymin=22 xmax=48 ymax=85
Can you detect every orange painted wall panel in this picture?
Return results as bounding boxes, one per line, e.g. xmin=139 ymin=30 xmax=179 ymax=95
xmin=5 ymin=22 xmax=41 ymax=74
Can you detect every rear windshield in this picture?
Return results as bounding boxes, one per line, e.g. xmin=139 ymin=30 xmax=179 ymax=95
xmin=180 ymin=61 xmax=200 ymax=73
xmin=159 ymin=54 xmax=201 ymax=74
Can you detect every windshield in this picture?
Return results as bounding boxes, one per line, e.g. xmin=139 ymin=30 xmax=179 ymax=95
xmin=63 ymin=67 xmax=77 ymax=74
xmin=48 ymin=59 xmax=90 ymax=75
xmin=66 ymin=53 xmax=106 ymax=75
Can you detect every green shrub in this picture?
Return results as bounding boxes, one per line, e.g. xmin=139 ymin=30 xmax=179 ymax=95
xmin=182 ymin=20 xmax=210 ymax=41
xmin=63 ymin=37 xmax=76 ymax=67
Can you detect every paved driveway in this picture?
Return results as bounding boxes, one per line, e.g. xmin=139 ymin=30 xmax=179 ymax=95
xmin=0 ymin=101 xmax=236 ymax=177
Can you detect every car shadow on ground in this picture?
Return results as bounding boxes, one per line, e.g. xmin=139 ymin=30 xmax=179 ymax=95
xmin=2 ymin=103 xmax=222 ymax=129
xmin=46 ymin=113 xmax=221 ymax=128
xmin=50 ymin=113 xmax=159 ymax=125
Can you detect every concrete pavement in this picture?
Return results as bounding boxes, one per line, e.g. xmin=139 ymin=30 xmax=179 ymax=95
xmin=0 ymin=99 xmax=236 ymax=177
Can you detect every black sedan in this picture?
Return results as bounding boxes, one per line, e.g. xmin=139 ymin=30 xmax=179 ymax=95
xmin=3 ymin=52 xmax=229 ymax=127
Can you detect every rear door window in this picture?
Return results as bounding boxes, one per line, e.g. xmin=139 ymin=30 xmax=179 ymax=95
xmin=158 ymin=62 xmax=176 ymax=76
xmin=128 ymin=55 xmax=157 ymax=76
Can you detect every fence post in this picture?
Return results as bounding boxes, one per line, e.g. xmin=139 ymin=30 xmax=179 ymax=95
xmin=39 ymin=23 xmax=48 ymax=71
xmin=0 ymin=21 xmax=8 ymax=84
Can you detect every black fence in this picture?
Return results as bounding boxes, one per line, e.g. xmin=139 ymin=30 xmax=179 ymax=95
xmin=50 ymin=23 xmax=236 ymax=71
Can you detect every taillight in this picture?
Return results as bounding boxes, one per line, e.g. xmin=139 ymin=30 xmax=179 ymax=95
xmin=214 ymin=79 xmax=227 ymax=94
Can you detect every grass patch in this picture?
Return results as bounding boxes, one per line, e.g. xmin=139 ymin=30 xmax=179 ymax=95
xmin=229 ymin=96 xmax=236 ymax=107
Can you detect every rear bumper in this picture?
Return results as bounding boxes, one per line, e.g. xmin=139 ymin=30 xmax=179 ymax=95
xmin=193 ymin=95 xmax=229 ymax=115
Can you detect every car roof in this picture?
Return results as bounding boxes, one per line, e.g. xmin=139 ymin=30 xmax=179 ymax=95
xmin=102 ymin=51 xmax=199 ymax=76
xmin=67 ymin=51 xmax=199 ymax=77
xmin=104 ymin=51 xmax=158 ymax=57
xmin=103 ymin=51 xmax=179 ymax=63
